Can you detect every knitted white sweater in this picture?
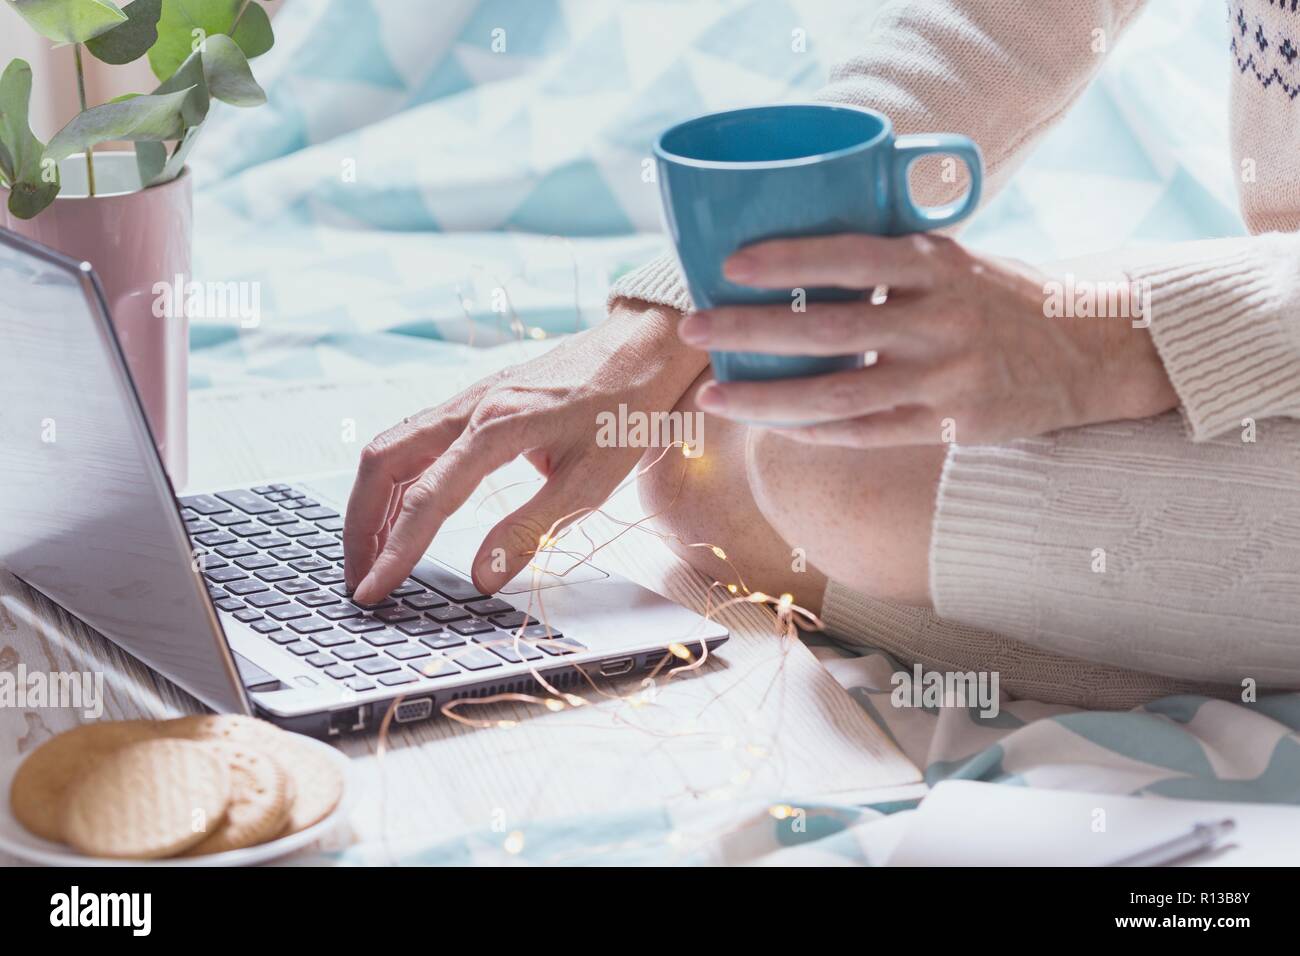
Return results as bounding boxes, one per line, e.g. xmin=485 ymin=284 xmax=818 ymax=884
xmin=610 ymin=0 xmax=1300 ymax=708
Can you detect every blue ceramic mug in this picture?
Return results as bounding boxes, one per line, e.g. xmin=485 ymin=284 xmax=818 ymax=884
xmin=654 ymin=103 xmax=983 ymax=385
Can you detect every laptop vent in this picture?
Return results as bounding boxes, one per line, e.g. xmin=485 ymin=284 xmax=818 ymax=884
xmin=441 ymin=666 xmax=584 ymax=705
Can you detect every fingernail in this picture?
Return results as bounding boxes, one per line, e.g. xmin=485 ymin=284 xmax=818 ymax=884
xmin=724 ymin=253 xmax=756 ymax=282
xmin=678 ymin=313 xmax=710 ymax=345
xmin=696 ymin=382 xmax=726 ymax=413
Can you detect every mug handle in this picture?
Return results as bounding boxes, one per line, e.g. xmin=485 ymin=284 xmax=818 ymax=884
xmin=890 ymin=134 xmax=983 ymax=233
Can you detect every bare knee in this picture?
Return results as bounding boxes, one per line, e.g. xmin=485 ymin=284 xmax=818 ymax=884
xmin=744 ymin=428 xmax=943 ymax=606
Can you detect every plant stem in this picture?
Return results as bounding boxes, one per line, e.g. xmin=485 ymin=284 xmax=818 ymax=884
xmin=73 ymin=43 xmax=95 ymax=197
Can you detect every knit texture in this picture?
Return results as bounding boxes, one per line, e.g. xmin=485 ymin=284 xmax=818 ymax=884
xmin=610 ymin=0 xmax=1300 ymax=704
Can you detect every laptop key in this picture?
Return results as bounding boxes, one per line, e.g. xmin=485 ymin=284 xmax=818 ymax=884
xmin=284 ymin=641 xmax=317 ymax=656
xmin=288 ymin=618 xmax=333 ymax=634
xmin=319 ymin=604 xmax=362 ymax=621
xmin=207 ymin=584 xmax=227 ymax=599
xmin=411 ymin=657 xmax=459 ymax=679
xmin=374 ymin=606 xmax=419 ymax=624
xmin=319 ymin=545 xmax=346 ymax=561
xmin=204 ymin=566 xmax=248 ymax=583
xmin=233 ymin=608 xmax=264 ymax=623
xmin=290 ymin=557 xmax=331 ymax=573
xmin=246 ymin=592 xmax=290 ymax=608
xmin=259 ymin=512 xmax=298 ymax=527
xmin=341 ymin=617 xmax=385 ymax=634
xmin=378 ymin=671 xmax=418 ymax=687
xmin=343 ymin=677 xmax=375 ymax=692
xmin=194 ymin=530 xmax=237 ymax=547
xmin=212 ymin=511 xmax=253 ymax=527
xmin=268 ymin=605 xmax=310 ymax=621
xmin=215 ymin=598 xmax=245 ymax=612
xmin=361 ymin=629 xmax=406 ymax=647
xmin=310 ymin=632 xmax=354 ymax=648
xmin=279 ymin=498 xmax=306 ymax=510
xmin=265 ymin=491 xmax=288 ymax=502
xmin=251 ymin=619 xmax=282 ymax=634
xmin=538 ymin=637 xmax=586 ymax=656
xmin=311 ymin=568 xmax=346 ymax=585
xmin=521 ymin=624 xmax=564 ymax=641
xmin=397 ymin=619 xmax=442 ymax=637
xmin=480 ymin=636 xmax=544 ymax=664
xmin=215 ymin=489 xmax=277 ymax=514
xmin=275 ymin=578 xmax=318 ymax=595
xmin=236 ymin=555 xmax=276 ymax=571
xmin=216 ymin=542 xmax=257 ymax=559
xmin=180 ymin=494 xmax=231 ymax=515
xmin=305 ymin=653 xmax=334 ymax=668
xmin=324 ymin=664 xmax=354 ymax=680
xmin=355 ymin=657 xmax=400 ymax=676
xmin=185 ymin=519 xmax=217 ymax=535
xmin=334 ymin=645 xmax=377 ymax=662
xmin=349 ymin=596 xmax=396 ymax=611
xmin=297 ymin=506 xmax=338 ymax=521
xmin=449 ymin=618 xmax=495 ymax=636
xmin=386 ymin=643 xmax=431 ymax=661
xmin=427 ymin=605 xmax=471 ymax=624
xmin=389 ymin=580 xmax=424 ymax=597
xmin=466 ymin=598 xmax=514 ymax=617
xmin=252 ymin=485 xmax=274 ymax=495
xmin=444 ymin=647 xmax=502 ymax=671
xmin=297 ymin=591 xmax=340 ymax=608
xmin=249 ymin=534 xmax=290 ymax=550
xmin=299 ymin=533 xmax=336 ymax=549
xmin=490 ymin=611 xmax=535 ymax=630
xmin=419 ymin=632 xmax=464 ymax=650
xmin=269 ymin=545 xmax=311 ymax=561
xmin=267 ymin=631 xmax=298 ymax=644
xmin=404 ymin=591 xmax=448 ymax=611
xmin=316 ymin=517 xmax=344 ymax=532
xmin=230 ymin=523 xmax=267 ymax=538
xmin=195 ymin=556 xmax=229 ymax=573
xmin=410 ymin=559 xmax=487 ymax=603
xmin=226 ymin=580 xmax=270 ymax=596
xmin=254 ymin=566 xmax=297 ymax=583
xmin=277 ymin=522 xmax=317 ymax=536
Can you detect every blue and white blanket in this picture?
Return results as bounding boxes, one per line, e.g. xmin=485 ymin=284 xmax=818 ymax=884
xmin=187 ymin=0 xmax=1298 ymax=863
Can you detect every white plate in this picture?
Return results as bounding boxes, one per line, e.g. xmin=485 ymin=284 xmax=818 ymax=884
xmin=0 ymin=734 xmax=357 ymax=867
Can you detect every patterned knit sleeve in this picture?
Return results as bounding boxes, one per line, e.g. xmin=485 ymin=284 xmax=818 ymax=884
xmin=1126 ymin=233 xmax=1300 ymax=441
xmin=609 ymin=0 xmax=1150 ymax=312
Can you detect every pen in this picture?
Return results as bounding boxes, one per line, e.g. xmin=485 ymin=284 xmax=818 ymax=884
xmin=1106 ymin=818 xmax=1237 ymax=867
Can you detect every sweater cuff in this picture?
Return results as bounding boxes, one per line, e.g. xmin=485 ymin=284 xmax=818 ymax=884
xmin=607 ymin=250 xmax=693 ymax=314
xmin=1128 ymin=237 xmax=1300 ymax=441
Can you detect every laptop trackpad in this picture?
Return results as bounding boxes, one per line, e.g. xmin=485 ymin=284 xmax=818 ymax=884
xmin=428 ymin=525 xmax=608 ymax=594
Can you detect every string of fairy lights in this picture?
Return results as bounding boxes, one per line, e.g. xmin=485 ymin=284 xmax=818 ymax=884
xmin=370 ymin=261 xmax=824 ymax=862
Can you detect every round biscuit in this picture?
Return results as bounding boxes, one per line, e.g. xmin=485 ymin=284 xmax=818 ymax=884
xmin=10 ymin=720 xmax=162 ymax=843
xmin=62 ymin=738 xmax=231 ymax=859
xmin=183 ymin=740 xmax=291 ymax=855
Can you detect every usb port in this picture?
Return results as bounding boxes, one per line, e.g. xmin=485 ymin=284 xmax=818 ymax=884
xmin=598 ymin=657 xmax=635 ymax=677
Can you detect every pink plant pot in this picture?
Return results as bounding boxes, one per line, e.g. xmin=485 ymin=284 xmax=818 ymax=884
xmin=2 ymin=150 xmax=191 ymax=489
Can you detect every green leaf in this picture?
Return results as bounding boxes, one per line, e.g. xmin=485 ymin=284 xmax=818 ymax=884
xmin=84 ymin=0 xmax=161 ymax=65
xmin=201 ymin=33 xmax=264 ymax=106
xmin=44 ymin=85 xmax=193 ymax=163
xmin=137 ymin=122 xmax=198 ymax=186
xmin=230 ymin=0 xmax=273 ymax=59
xmin=0 ymin=58 xmax=59 ymax=218
xmin=146 ymin=0 xmax=239 ymax=82
xmin=8 ymin=0 xmax=127 ymax=44
xmin=155 ymin=45 xmax=209 ymax=125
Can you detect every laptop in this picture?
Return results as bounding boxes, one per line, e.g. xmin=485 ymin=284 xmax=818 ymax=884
xmin=0 ymin=228 xmax=728 ymax=737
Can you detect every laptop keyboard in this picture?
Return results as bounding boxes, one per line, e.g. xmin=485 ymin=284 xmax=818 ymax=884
xmin=180 ymin=484 xmax=587 ymax=695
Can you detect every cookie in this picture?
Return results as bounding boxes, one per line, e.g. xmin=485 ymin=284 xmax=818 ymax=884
xmin=183 ymin=740 xmax=291 ymax=856
xmin=10 ymin=720 xmax=161 ymax=843
xmin=62 ymin=738 xmax=231 ymax=860
xmin=277 ymin=736 xmax=343 ymax=835
xmin=164 ymin=714 xmax=287 ymax=750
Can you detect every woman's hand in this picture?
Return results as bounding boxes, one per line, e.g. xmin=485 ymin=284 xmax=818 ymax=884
xmin=677 ymin=234 xmax=1177 ymax=447
xmin=344 ymin=300 xmax=707 ymax=604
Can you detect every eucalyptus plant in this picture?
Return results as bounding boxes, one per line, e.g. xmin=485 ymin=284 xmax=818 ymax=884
xmin=0 ymin=0 xmax=274 ymax=218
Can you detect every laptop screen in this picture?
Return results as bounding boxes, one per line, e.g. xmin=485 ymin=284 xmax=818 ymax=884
xmin=0 ymin=230 xmax=246 ymax=714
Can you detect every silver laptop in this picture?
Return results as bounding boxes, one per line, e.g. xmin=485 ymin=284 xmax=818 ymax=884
xmin=0 ymin=228 xmax=728 ymax=737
